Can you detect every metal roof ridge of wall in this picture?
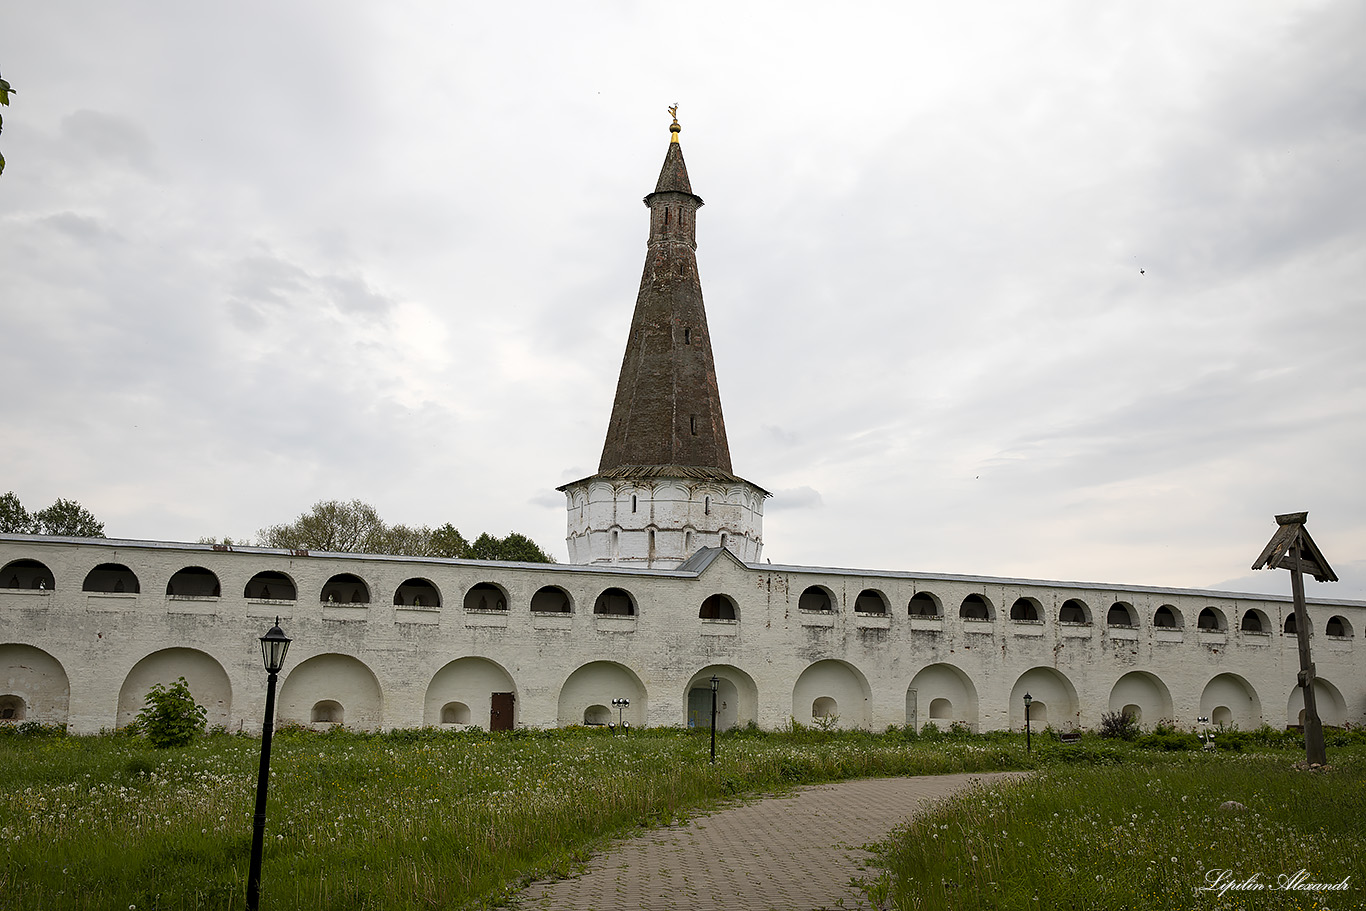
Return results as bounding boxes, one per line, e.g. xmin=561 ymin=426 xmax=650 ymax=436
xmin=750 ymin=561 xmax=1366 ymax=607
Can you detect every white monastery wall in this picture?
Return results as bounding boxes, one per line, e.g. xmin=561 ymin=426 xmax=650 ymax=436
xmin=2 ymin=535 xmax=1363 ymax=736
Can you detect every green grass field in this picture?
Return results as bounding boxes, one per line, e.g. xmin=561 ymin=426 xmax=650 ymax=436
xmin=1 ymin=723 xmax=1361 ymax=910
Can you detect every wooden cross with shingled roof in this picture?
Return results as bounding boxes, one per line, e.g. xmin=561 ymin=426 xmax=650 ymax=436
xmin=1252 ymin=511 xmax=1338 ymax=765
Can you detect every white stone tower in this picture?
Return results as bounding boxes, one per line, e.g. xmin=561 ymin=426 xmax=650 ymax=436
xmin=559 ymin=113 xmax=768 ymax=568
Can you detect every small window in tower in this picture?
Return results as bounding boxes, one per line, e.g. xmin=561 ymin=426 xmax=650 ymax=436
xmin=631 ymin=495 xmax=637 ymax=513
xmin=664 ymin=206 xmax=671 ymax=226
xmin=684 ymin=327 xmax=692 ymax=344
xmin=690 ymin=414 xmax=697 ymax=435
xmin=705 ymin=496 xmax=711 ymax=515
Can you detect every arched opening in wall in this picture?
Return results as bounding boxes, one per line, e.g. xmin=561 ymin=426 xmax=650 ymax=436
xmin=244 ymin=570 xmax=296 ymax=601
xmin=394 ymin=578 xmax=441 ymax=608
xmin=83 ymin=563 xmax=140 ymax=594
xmin=854 ymin=590 xmax=888 ymax=614
xmin=959 ymin=594 xmax=992 ymax=620
xmin=684 ymin=666 xmax=758 ymax=730
xmin=531 ymin=585 xmax=573 ymax=613
xmin=1287 ymin=677 xmax=1347 ymax=727
xmin=1010 ymin=667 xmax=1079 ymax=730
xmin=1059 ymin=599 xmax=1090 ymax=624
xmin=424 ymin=657 xmax=518 ymax=729
xmin=1240 ymin=610 xmax=1267 ymax=633
xmin=1107 ymin=602 xmax=1135 ymax=627
xmin=798 ymin=586 xmax=833 ymax=613
xmin=1326 ymin=616 xmax=1352 ymax=638
xmin=311 ymin=700 xmax=344 ymax=724
xmin=583 ymin=705 xmax=611 ymax=726
xmin=1284 ymin=613 xmax=1298 ymax=634
xmin=611 ymin=529 xmax=620 ymax=559
xmin=558 ymin=661 xmax=647 ymax=726
xmin=441 ymin=702 xmax=470 ymax=725
xmin=1010 ymin=598 xmax=1040 ymax=621
xmin=1 ymin=559 xmax=55 ymax=590
xmin=463 ymin=583 xmax=507 ymax=611
xmin=1200 ymin=673 xmax=1261 ymax=729
xmin=116 ymin=647 xmax=234 ymax=730
xmin=0 ymin=694 xmax=25 ymax=721
xmin=1122 ymin=704 xmax=1143 ymax=725
xmin=0 ymin=645 xmax=70 ymax=727
xmin=908 ymin=592 xmax=942 ymax=617
xmin=699 ymin=594 xmax=737 ymax=620
xmin=278 ymin=653 xmax=384 ymax=732
xmin=793 ymin=660 xmax=871 ymax=729
xmin=165 ymin=566 xmax=220 ymax=598
xmin=1108 ymin=671 xmax=1174 ymax=729
xmin=1153 ymin=605 xmax=1181 ymax=628
xmin=908 ymin=664 xmax=978 ymax=730
xmin=321 ymin=573 xmax=370 ymax=604
xmin=812 ymin=696 xmax=838 ymax=720
xmin=1197 ymin=607 xmax=1226 ymax=631
xmin=593 ymin=587 xmax=636 ymax=616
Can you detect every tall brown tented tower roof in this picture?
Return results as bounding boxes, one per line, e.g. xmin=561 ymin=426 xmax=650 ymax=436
xmin=597 ymin=120 xmax=736 ymax=477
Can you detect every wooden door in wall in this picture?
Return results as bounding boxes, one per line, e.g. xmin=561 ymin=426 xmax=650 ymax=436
xmin=490 ymin=692 xmax=514 ymax=731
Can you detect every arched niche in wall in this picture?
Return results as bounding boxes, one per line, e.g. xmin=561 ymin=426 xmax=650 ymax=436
xmin=321 ymin=573 xmax=370 ymax=604
xmin=82 ymin=563 xmax=140 ymax=594
xmin=394 ymin=577 xmax=441 ymax=608
xmin=463 ymin=582 xmax=508 ymax=612
xmin=797 ymin=585 xmax=834 ymax=613
xmin=908 ymin=591 xmax=942 ymax=617
xmin=699 ymin=593 xmax=738 ymax=620
xmin=1199 ymin=673 xmax=1261 ymax=729
xmin=1107 ymin=671 xmax=1173 ymax=729
xmin=1 ymin=559 xmax=55 ymax=590
xmin=116 ymin=647 xmax=232 ymax=729
xmin=244 ymin=570 xmax=296 ymax=601
xmin=593 ymin=587 xmax=636 ymax=616
xmin=683 ymin=664 xmax=758 ymax=730
xmin=854 ymin=589 xmax=888 ymax=614
xmin=530 ymin=585 xmax=573 ymax=613
xmin=424 ymin=656 xmax=516 ymax=730
xmin=1009 ymin=598 xmax=1041 ymax=622
xmin=959 ymin=593 xmax=993 ymax=621
xmin=791 ymin=659 xmax=871 ymax=729
xmin=556 ymin=661 xmax=646 ymax=726
xmin=165 ymin=566 xmax=220 ymax=598
xmin=907 ymin=663 xmax=978 ymax=731
xmin=1009 ymin=667 xmax=1080 ymax=730
xmin=0 ymin=644 xmax=69 ymax=727
xmin=278 ymin=653 xmax=383 ymax=732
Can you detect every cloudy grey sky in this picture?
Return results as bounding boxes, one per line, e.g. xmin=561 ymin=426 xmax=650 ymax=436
xmin=3 ymin=2 xmax=1363 ymax=600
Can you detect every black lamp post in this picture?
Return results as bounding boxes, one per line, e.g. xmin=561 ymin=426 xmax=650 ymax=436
xmin=612 ymin=697 xmax=630 ymax=733
xmin=709 ymin=675 xmax=719 ymax=764
xmin=247 ymin=618 xmax=291 ymax=911
xmin=1023 ymin=692 xmax=1033 ymax=755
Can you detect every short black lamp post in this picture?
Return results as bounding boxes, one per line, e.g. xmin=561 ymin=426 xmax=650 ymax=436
xmin=247 ymin=618 xmax=291 ymax=911
xmin=612 ymin=697 xmax=630 ymax=733
xmin=709 ymin=675 xmax=719 ymax=764
xmin=1023 ymin=692 xmax=1033 ymax=755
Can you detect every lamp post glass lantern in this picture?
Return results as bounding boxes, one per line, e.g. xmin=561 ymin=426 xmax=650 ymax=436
xmin=247 ymin=618 xmax=291 ymax=911
xmin=1023 ymin=692 xmax=1033 ymax=755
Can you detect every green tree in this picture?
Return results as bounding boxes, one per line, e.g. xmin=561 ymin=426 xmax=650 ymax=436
xmin=134 ymin=677 xmax=207 ymax=748
xmin=0 ymin=491 xmax=34 ymax=533
xmin=1 ymin=493 xmax=105 ymax=537
xmin=258 ymin=499 xmax=387 ymax=553
xmin=256 ymin=499 xmax=554 ymax=561
xmin=33 ymin=498 xmax=105 ymax=537
xmin=468 ymin=531 xmax=555 ymax=563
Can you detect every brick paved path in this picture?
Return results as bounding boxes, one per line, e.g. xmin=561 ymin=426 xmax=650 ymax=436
xmin=517 ymin=772 xmax=1023 ymax=911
